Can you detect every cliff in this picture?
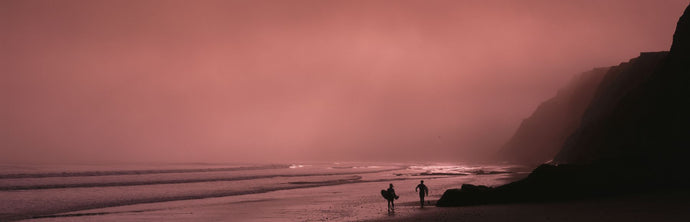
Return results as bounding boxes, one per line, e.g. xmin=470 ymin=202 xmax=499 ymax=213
xmin=554 ymin=5 xmax=690 ymax=168
xmin=497 ymin=68 xmax=608 ymax=164
xmin=551 ymin=51 xmax=668 ymax=164
xmin=438 ymin=3 xmax=690 ymax=206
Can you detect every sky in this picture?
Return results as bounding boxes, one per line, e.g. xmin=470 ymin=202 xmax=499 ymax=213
xmin=1 ymin=0 xmax=688 ymax=164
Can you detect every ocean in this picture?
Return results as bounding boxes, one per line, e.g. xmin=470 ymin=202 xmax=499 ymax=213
xmin=0 ymin=162 xmax=530 ymax=221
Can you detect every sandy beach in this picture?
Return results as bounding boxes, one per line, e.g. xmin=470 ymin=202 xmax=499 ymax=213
xmin=5 ymin=163 xmax=688 ymax=222
xmin=372 ymin=190 xmax=690 ymax=222
xmin=21 ymin=182 xmax=690 ymax=222
xmin=21 ymin=176 xmax=513 ymax=222
xmin=1 ymin=162 xmax=527 ymax=221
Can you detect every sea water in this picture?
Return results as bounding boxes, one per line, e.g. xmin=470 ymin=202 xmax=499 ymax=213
xmin=0 ymin=162 xmax=530 ymax=221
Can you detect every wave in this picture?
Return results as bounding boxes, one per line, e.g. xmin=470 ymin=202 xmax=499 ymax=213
xmin=418 ymin=172 xmax=469 ymax=176
xmin=0 ymin=164 xmax=291 ymax=179
xmin=468 ymin=169 xmax=512 ymax=175
xmin=406 ymin=165 xmax=515 ymax=177
xmin=288 ymin=175 xmax=362 ymax=185
xmin=0 ymin=163 xmax=496 ymax=221
xmin=0 ymin=167 xmax=406 ymax=191
xmin=11 ymin=174 xmax=428 ymax=221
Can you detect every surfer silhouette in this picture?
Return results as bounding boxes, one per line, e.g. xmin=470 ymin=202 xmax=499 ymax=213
xmin=381 ymin=183 xmax=399 ymax=211
xmin=415 ymin=180 xmax=429 ymax=207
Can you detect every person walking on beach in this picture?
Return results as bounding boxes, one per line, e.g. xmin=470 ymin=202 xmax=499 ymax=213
xmin=384 ymin=183 xmax=399 ymax=212
xmin=415 ymin=180 xmax=429 ymax=207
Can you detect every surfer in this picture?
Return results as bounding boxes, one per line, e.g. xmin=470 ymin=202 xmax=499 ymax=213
xmin=383 ymin=183 xmax=399 ymax=211
xmin=415 ymin=180 xmax=429 ymax=207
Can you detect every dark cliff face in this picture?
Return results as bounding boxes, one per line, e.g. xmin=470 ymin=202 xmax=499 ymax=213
xmin=670 ymin=5 xmax=690 ymax=58
xmin=497 ymin=68 xmax=608 ymax=164
xmin=498 ymin=4 xmax=690 ymax=166
xmin=438 ymin=3 xmax=690 ymax=207
xmin=552 ymin=52 xmax=669 ymax=164
xmin=554 ymin=3 xmax=690 ymax=168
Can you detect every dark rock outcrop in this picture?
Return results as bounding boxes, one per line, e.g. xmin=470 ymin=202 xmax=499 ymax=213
xmin=437 ymin=163 xmax=658 ymax=206
xmin=438 ymin=3 xmax=690 ymax=207
xmin=497 ymin=68 xmax=608 ymax=164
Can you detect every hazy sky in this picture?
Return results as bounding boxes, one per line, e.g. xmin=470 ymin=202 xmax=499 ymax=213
xmin=2 ymin=0 xmax=688 ymax=163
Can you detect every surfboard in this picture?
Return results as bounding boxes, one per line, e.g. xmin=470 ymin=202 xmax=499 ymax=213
xmin=381 ymin=190 xmax=392 ymax=200
xmin=381 ymin=190 xmax=399 ymax=201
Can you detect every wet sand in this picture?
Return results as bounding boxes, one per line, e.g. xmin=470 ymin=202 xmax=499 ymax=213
xmin=20 ymin=176 xmax=495 ymax=221
xmin=371 ymin=191 xmax=690 ymax=222
xmin=19 ymin=177 xmax=690 ymax=221
xmin=25 ymin=189 xmax=690 ymax=222
xmin=2 ymin=162 xmax=530 ymax=221
xmin=21 ymin=173 xmax=526 ymax=222
xmin=2 ymin=162 xmax=535 ymax=221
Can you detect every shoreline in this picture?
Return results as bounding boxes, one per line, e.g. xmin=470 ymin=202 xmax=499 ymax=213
xmin=371 ymin=190 xmax=690 ymax=222
xmin=7 ymin=163 xmax=527 ymax=221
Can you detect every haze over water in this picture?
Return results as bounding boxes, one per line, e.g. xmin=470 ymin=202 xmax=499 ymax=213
xmin=2 ymin=0 xmax=687 ymax=164
xmin=4 ymin=1 xmax=690 ymax=221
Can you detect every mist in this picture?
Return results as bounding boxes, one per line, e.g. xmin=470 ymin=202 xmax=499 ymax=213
xmin=1 ymin=0 xmax=687 ymax=163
